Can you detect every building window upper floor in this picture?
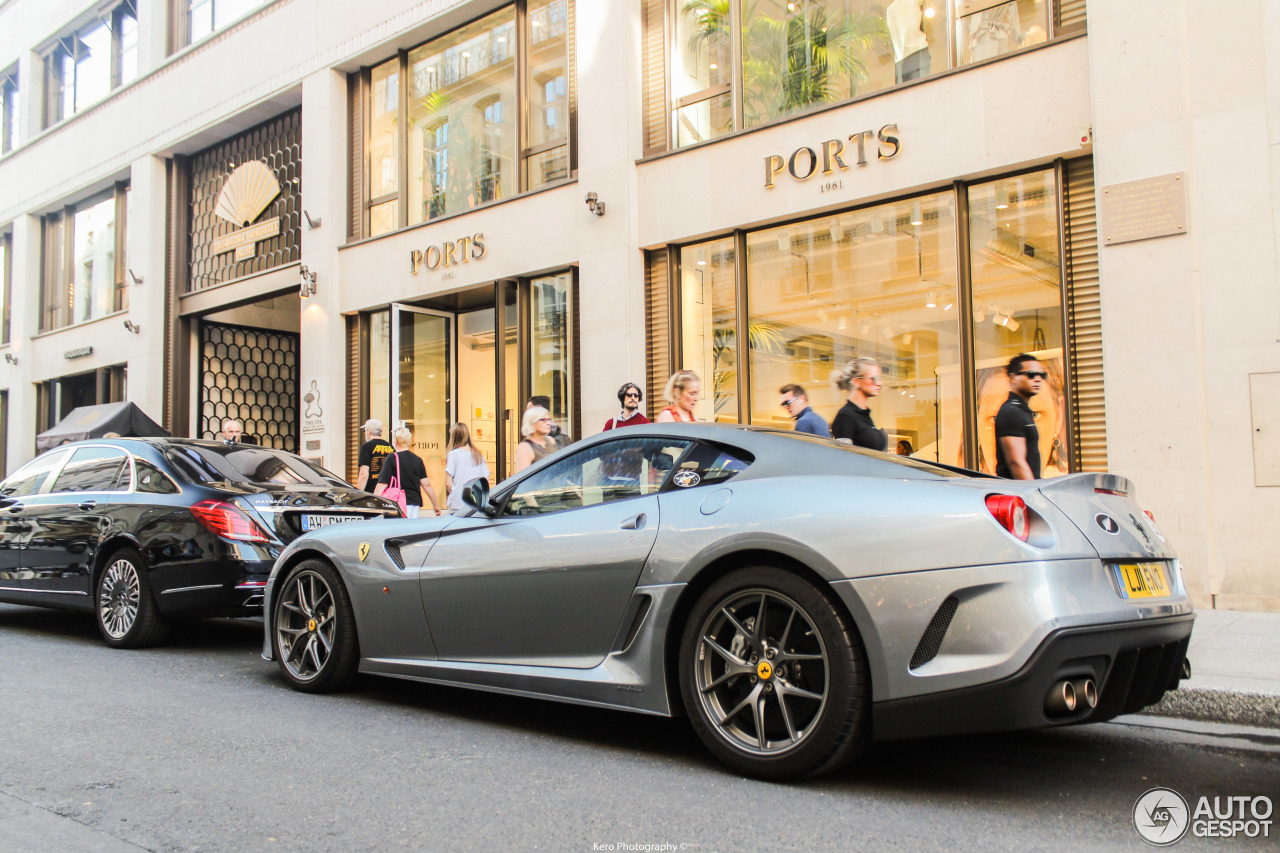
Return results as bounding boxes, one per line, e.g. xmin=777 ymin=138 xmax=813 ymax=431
xmin=40 ymin=184 xmax=130 ymax=332
xmin=643 ymin=0 xmax=1086 ymax=154
xmin=355 ymin=0 xmax=573 ymax=239
xmin=171 ymin=0 xmax=266 ymax=51
xmin=42 ymin=1 xmax=138 ymax=128
xmin=0 ymin=227 xmax=12 ymax=345
xmin=1 ymin=68 xmax=18 ymax=154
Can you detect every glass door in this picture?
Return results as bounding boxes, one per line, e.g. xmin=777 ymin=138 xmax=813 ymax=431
xmin=391 ymin=304 xmax=454 ymax=506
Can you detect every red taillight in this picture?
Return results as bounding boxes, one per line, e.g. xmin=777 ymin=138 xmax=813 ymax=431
xmin=985 ymin=494 xmax=1030 ymax=542
xmin=190 ymin=500 xmax=272 ymax=543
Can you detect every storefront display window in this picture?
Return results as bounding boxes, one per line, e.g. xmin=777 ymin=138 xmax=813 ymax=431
xmin=530 ymin=273 xmax=573 ymax=429
xmin=680 ymin=237 xmax=738 ymax=422
xmin=363 ymin=1 xmax=574 ymax=238
xmin=968 ymin=168 xmax=1065 ymax=476
xmin=654 ymin=0 xmax=1057 ymax=150
xmin=659 ymin=165 xmax=1083 ymax=475
xmin=746 ymin=192 xmax=960 ymax=461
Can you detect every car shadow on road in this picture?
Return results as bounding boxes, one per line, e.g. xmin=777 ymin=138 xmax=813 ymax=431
xmin=0 ymin=603 xmax=264 ymax=651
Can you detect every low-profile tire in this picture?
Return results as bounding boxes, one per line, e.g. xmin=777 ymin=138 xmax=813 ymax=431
xmin=272 ymin=559 xmax=359 ymax=693
xmin=678 ymin=566 xmax=869 ymax=781
xmin=96 ymin=547 xmax=169 ymax=649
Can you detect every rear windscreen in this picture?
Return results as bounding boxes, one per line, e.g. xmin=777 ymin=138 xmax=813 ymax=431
xmin=163 ymin=445 xmax=348 ymax=488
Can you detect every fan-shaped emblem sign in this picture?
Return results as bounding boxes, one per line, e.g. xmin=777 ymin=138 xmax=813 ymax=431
xmin=212 ymin=161 xmax=283 ymax=261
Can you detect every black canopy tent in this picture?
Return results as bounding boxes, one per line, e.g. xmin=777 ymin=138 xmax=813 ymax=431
xmin=36 ymin=402 xmax=170 ymax=451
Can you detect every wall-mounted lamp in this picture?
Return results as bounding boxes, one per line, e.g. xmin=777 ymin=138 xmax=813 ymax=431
xmin=123 ymin=319 xmax=141 ymax=334
xmin=584 ymin=192 xmax=605 ymax=217
xmin=3 ymin=352 xmax=17 ymax=365
xmin=299 ymin=265 xmax=317 ymax=298
xmin=128 ymin=268 xmax=144 ymax=285
xmin=303 ymin=210 xmax=323 ymax=229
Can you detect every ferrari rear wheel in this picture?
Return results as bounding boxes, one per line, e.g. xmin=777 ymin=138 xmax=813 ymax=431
xmin=96 ymin=547 xmax=168 ymax=648
xmin=679 ymin=567 xmax=869 ymax=780
xmin=273 ymin=559 xmax=359 ymax=693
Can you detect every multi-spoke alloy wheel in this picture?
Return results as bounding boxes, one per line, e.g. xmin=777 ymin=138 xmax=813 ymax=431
xmin=95 ymin=547 xmax=167 ymax=648
xmin=680 ymin=567 xmax=869 ymax=780
xmin=273 ymin=560 xmax=359 ymax=692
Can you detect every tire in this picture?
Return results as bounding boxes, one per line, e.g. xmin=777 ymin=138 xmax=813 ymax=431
xmin=96 ymin=547 xmax=169 ymax=649
xmin=272 ymin=559 xmax=359 ymax=693
xmin=678 ymin=566 xmax=869 ymax=781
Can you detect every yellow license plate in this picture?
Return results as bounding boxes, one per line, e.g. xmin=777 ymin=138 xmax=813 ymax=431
xmin=1114 ymin=562 xmax=1172 ymax=599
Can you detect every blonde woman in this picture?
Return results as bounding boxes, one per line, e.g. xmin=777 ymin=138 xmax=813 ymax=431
xmin=514 ymin=406 xmax=555 ymax=473
xmin=374 ymin=427 xmax=442 ymax=517
xmin=830 ymin=357 xmax=887 ymax=451
xmin=655 ymin=370 xmax=700 ymax=423
xmin=444 ymin=423 xmax=490 ymax=512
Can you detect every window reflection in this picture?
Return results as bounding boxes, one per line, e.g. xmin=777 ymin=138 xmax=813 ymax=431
xmin=530 ymin=273 xmax=572 ymax=428
xmin=956 ymin=0 xmax=1047 ymax=66
xmin=680 ymin=237 xmax=738 ymax=422
xmin=746 ymin=192 xmax=960 ymax=462
xmin=968 ymin=169 xmax=1065 ymax=476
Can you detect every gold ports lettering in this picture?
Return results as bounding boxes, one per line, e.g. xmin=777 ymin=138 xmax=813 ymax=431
xmin=410 ymin=233 xmax=487 ymax=274
xmin=764 ymin=124 xmax=901 ymax=188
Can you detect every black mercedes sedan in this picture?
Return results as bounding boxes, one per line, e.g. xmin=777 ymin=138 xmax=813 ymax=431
xmin=0 ymin=439 xmax=399 ymax=648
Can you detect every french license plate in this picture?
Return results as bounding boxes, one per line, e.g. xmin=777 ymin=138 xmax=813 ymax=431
xmin=301 ymin=514 xmax=361 ymax=531
xmin=1113 ymin=562 xmax=1172 ymax=599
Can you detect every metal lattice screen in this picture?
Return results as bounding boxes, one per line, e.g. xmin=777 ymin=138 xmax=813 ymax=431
xmin=199 ymin=322 xmax=299 ymax=452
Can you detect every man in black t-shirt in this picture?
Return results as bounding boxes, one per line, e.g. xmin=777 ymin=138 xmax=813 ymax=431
xmin=994 ymin=354 xmax=1044 ymax=479
xmin=356 ymin=419 xmax=394 ymax=492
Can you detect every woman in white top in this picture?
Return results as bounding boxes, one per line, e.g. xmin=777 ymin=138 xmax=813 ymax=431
xmin=444 ymin=422 xmax=491 ymax=512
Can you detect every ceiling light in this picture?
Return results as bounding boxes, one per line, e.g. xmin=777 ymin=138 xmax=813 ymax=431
xmin=926 ymin=290 xmax=937 ymax=308
xmin=696 ymin=248 xmax=707 ymax=266
xmin=881 ymin=324 xmax=895 ymax=340
xmin=996 ymin=188 xmax=1010 ymax=210
xmin=777 ymin=230 xmax=791 ymax=253
xmin=902 ymin=332 xmax=913 ymax=345
xmin=870 ymin=215 xmax=884 ymax=235
xmin=1006 ymin=317 xmax=1021 ymax=332
xmin=838 ymin=315 xmax=848 ymax=330
xmin=911 ymin=201 xmax=923 ymax=226
xmin=859 ymin=319 xmax=872 ymax=336
xmin=924 ymin=6 xmax=936 ymax=17
xmin=709 ymin=63 xmax=718 ymax=69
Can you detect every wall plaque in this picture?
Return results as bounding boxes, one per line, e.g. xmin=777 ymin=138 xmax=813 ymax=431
xmin=64 ymin=346 xmax=93 ymax=360
xmin=1100 ymin=173 xmax=1187 ymax=245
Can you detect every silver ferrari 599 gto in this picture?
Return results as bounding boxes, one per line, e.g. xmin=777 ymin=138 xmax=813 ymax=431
xmin=261 ymin=424 xmax=1193 ymax=780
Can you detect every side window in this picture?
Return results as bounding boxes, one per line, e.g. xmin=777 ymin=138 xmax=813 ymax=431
xmin=50 ymin=446 xmax=129 ymax=493
xmin=1 ymin=449 xmax=72 ymax=496
xmin=503 ymin=438 xmax=691 ymax=517
xmin=664 ymin=442 xmax=753 ymax=491
xmin=135 ymin=458 xmax=179 ymax=494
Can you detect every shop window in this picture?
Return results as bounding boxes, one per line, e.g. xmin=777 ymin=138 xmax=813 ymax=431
xmin=41 ymin=184 xmax=130 ymax=332
xmin=656 ymin=162 xmax=1091 ymax=475
xmin=43 ymin=2 xmax=139 ymax=127
xmin=178 ymin=0 xmax=264 ymax=48
xmin=530 ymin=273 xmax=573 ymax=429
xmin=968 ymin=169 xmax=1066 ymax=476
xmin=1 ymin=68 xmax=18 ymax=154
xmin=652 ymin=0 xmax=1064 ymax=151
xmin=679 ymin=237 xmax=739 ymax=422
xmin=364 ymin=1 xmax=573 ymax=238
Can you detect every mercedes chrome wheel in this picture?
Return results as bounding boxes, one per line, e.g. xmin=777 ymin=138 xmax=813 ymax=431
xmin=273 ymin=560 xmax=358 ymax=692
xmin=95 ymin=547 xmax=168 ymax=648
xmin=680 ymin=567 xmax=868 ymax=780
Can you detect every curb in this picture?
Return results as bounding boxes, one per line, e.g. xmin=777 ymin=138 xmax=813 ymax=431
xmin=1142 ymin=687 xmax=1280 ymax=730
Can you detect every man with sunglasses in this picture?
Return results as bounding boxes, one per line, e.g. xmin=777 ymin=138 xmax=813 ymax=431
xmin=603 ymin=382 xmax=650 ymax=431
xmin=995 ymin=353 xmax=1046 ymax=479
xmin=779 ymin=383 xmax=830 ymax=437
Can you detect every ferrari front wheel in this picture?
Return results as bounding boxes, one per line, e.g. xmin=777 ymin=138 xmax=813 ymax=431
xmin=273 ymin=559 xmax=359 ymax=693
xmin=679 ymin=567 xmax=869 ymax=780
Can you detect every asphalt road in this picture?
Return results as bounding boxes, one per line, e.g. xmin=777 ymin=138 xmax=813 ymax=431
xmin=1 ymin=603 xmax=1276 ymax=853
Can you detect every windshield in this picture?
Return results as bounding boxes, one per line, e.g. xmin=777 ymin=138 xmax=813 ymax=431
xmin=163 ymin=445 xmax=349 ymax=488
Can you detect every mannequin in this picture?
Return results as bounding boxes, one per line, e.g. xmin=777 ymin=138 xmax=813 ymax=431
xmin=887 ymin=0 xmax=931 ymax=83
xmin=969 ymin=2 xmax=1022 ymax=62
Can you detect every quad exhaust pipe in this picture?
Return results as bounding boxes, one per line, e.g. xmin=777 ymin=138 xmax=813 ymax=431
xmin=1044 ymin=678 xmax=1098 ymax=716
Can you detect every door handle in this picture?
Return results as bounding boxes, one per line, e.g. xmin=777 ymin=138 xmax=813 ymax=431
xmin=78 ymin=500 xmax=98 ymax=511
xmin=620 ymin=512 xmax=647 ymax=530
xmin=6 ymin=503 xmax=24 ymax=514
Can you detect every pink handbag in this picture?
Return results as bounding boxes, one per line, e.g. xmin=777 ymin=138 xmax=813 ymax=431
xmin=382 ymin=453 xmax=409 ymax=514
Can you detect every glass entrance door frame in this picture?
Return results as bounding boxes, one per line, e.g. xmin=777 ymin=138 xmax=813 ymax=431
xmin=390 ymin=303 xmax=457 ymax=430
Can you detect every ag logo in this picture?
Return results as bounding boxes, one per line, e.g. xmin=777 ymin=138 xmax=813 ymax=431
xmin=358 ymin=542 xmax=371 ymax=562
xmin=672 ymin=470 xmax=701 ymax=488
xmin=1133 ymin=787 xmax=1190 ymax=846
xmin=1095 ymin=513 xmax=1120 ymax=534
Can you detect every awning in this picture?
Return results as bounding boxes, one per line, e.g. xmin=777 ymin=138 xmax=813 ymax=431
xmin=36 ymin=402 xmax=171 ymax=451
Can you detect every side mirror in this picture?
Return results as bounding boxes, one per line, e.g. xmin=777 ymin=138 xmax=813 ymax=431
xmin=462 ymin=478 xmax=495 ymax=516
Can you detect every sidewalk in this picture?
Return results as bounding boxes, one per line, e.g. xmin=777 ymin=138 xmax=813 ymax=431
xmin=1144 ymin=608 xmax=1280 ymax=728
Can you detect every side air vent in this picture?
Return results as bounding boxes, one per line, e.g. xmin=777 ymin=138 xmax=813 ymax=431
xmin=384 ymin=540 xmax=406 ymax=570
xmin=619 ymin=595 xmax=653 ymax=653
xmin=910 ymin=596 xmax=960 ymax=670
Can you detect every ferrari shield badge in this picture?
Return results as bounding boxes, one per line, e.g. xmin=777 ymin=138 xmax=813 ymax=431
xmin=358 ymin=542 xmax=371 ymax=562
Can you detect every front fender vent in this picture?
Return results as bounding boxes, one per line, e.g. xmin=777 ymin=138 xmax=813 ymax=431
xmin=910 ymin=596 xmax=960 ymax=670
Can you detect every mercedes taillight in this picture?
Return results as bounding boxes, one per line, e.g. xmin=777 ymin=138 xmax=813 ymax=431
xmin=191 ymin=500 xmax=272 ymax=543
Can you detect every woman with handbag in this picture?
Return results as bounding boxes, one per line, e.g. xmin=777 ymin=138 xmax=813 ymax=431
xmin=374 ymin=427 xmax=442 ymax=517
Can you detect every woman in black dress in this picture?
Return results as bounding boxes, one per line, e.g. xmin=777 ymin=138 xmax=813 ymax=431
xmin=830 ymin=357 xmax=888 ymax=451
xmin=374 ymin=427 xmax=442 ymax=517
